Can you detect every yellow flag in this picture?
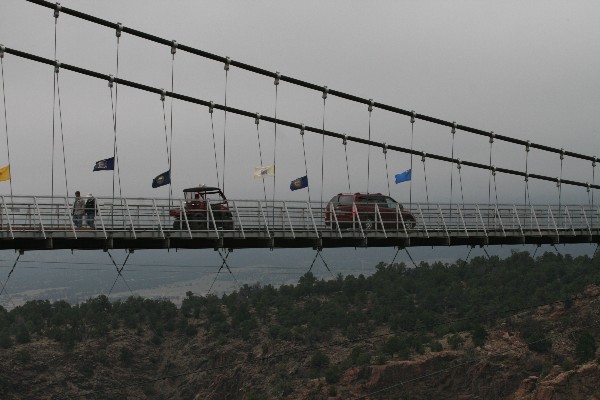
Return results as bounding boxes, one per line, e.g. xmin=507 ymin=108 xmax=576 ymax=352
xmin=0 ymin=165 xmax=10 ymax=182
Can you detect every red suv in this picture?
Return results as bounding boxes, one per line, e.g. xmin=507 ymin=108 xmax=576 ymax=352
xmin=325 ymin=193 xmax=416 ymax=230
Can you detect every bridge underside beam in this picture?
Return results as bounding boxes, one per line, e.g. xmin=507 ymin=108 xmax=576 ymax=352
xmin=1 ymin=234 xmax=598 ymax=252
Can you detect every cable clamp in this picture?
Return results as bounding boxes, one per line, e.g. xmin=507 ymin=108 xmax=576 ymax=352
xmin=300 ymin=124 xmax=305 ymax=136
xmin=489 ymin=131 xmax=495 ymax=144
xmin=593 ymin=157 xmax=597 ymax=168
xmin=171 ymin=40 xmax=178 ymax=55
xmin=368 ymin=99 xmax=374 ymax=112
xmin=322 ymin=86 xmax=328 ymax=100
xmin=0 ymin=45 xmax=4 ymax=59
xmin=209 ymin=101 xmax=214 ymax=114
xmin=556 ymin=178 xmax=561 ymax=188
xmin=274 ymin=71 xmax=280 ymax=86
xmin=451 ymin=121 xmax=456 ymax=134
xmin=560 ymin=148 xmax=564 ymax=160
xmin=342 ymin=134 xmax=347 ymax=146
xmin=382 ymin=142 xmax=387 ymax=154
xmin=160 ymin=89 xmax=166 ymax=102
xmin=491 ymin=166 xmax=496 ymax=176
xmin=224 ymin=57 xmax=231 ymax=71
xmin=525 ymin=140 xmax=530 ymax=152
xmin=108 ymin=74 xmax=114 ymax=88
xmin=421 ymin=152 xmax=426 ymax=163
xmin=54 ymin=60 xmax=60 ymax=74
xmin=456 ymin=158 xmax=462 ymax=169
xmin=54 ymin=2 xmax=61 ymax=19
xmin=255 ymin=113 xmax=261 ymax=125
xmin=524 ymin=173 xmax=529 ymax=182
xmin=116 ymin=23 xmax=123 ymax=38
xmin=587 ymin=183 xmax=591 ymax=193
xmin=410 ymin=110 xmax=416 ymax=124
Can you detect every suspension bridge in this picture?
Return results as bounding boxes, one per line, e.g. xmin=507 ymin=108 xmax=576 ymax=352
xmin=0 ymin=0 xmax=598 ymax=253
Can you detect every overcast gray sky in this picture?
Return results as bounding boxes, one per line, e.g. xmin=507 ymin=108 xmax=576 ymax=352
xmin=0 ymin=0 xmax=599 ymax=205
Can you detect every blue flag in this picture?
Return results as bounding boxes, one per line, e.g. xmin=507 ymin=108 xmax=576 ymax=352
xmin=152 ymin=170 xmax=171 ymax=188
xmin=93 ymin=157 xmax=114 ymax=171
xmin=395 ymin=169 xmax=412 ymax=184
xmin=290 ymin=175 xmax=308 ymax=191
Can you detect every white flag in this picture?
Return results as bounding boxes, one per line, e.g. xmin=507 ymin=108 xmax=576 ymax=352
xmin=254 ymin=165 xmax=275 ymax=179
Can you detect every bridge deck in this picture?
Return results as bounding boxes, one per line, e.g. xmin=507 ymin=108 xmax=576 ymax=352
xmin=0 ymin=196 xmax=598 ymax=250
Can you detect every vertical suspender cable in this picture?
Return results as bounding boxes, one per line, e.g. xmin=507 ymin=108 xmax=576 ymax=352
xmin=320 ymin=87 xmax=328 ymax=213
xmin=449 ymin=123 xmax=456 ymax=223
xmin=273 ymin=73 xmax=280 ymax=207
xmin=209 ymin=102 xmax=220 ymax=186
xmin=488 ymin=132 xmax=494 ymax=208
xmin=255 ymin=114 xmax=267 ymax=202
xmin=383 ymin=143 xmax=390 ymax=197
xmin=222 ymin=57 xmax=230 ymax=192
xmin=524 ymin=141 xmax=530 ymax=207
xmin=409 ymin=111 xmax=415 ymax=209
xmin=457 ymin=159 xmax=465 ymax=211
xmin=558 ymin=149 xmax=564 ymax=218
xmin=168 ymin=41 xmax=177 ymax=205
xmin=422 ymin=153 xmax=429 ymax=212
xmin=160 ymin=90 xmax=171 ymax=195
xmin=55 ymin=61 xmax=69 ymax=198
xmin=51 ymin=5 xmax=59 ymax=203
xmin=592 ymin=158 xmax=596 ymax=230
xmin=112 ymin=23 xmax=123 ymax=204
xmin=300 ymin=124 xmax=311 ymax=202
xmin=0 ymin=46 xmax=13 ymax=200
xmin=367 ymin=99 xmax=373 ymax=193
xmin=343 ymin=135 xmax=351 ymax=193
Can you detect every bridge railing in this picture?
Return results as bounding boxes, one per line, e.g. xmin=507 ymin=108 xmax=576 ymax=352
xmin=0 ymin=196 xmax=598 ymax=240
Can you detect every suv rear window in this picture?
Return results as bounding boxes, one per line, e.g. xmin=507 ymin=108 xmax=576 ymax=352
xmin=337 ymin=195 xmax=354 ymax=206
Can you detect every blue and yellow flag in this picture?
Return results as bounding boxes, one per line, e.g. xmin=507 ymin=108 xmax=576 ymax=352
xmin=290 ymin=175 xmax=308 ymax=191
xmin=152 ymin=170 xmax=171 ymax=188
xmin=0 ymin=165 xmax=10 ymax=182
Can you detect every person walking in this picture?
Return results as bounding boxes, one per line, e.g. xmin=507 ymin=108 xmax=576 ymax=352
xmin=72 ymin=191 xmax=85 ymax=228
xmin=85 ymin=193 xmax=98 ymax=228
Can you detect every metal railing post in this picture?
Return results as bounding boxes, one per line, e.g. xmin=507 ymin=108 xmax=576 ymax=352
xmin=152 ymin=199 xmax=165 ymax=239
xmin=418 ymin=205 xmax=429 ymax=238
xmin=123 ymin=198 xmax=137 ymax=239
xmin=33 ymin=196 xmax=46 ymax=239
xmin=1 ymin=196 xmax=14 ymax=239
xmin=233 ymin=201 xmax=245 ymax=239
xmin=283 ymin=201 xmax=295 ymax=239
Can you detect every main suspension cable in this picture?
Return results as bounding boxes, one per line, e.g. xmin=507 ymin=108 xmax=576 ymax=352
xmin=23 ymin=0 xmax=599 ymax=165
xmin=5 ymin=46 xmax=599 ymax=191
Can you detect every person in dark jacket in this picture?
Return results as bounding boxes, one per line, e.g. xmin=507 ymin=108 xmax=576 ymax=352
xmin=85 ymin=193 xmax=97 ymax=228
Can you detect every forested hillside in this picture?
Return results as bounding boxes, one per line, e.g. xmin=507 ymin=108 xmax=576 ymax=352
xmin=1 ymin=250 xmax=599 ymax=399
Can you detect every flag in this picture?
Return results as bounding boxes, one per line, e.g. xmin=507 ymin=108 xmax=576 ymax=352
xmin=0 ymin=165 xmax=10 ymax=182
xmin=394 ymin=169 xmax=412 ymax=184
xmin=93 ymin=157 xmax=115 ymax=171
xmin=253 ymin=165 xmax=275 ymax=179
xmin=152 ymin=170 xmax=171 ymax=188
xmin=290 ymin=175 xmax=308 ymax=191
